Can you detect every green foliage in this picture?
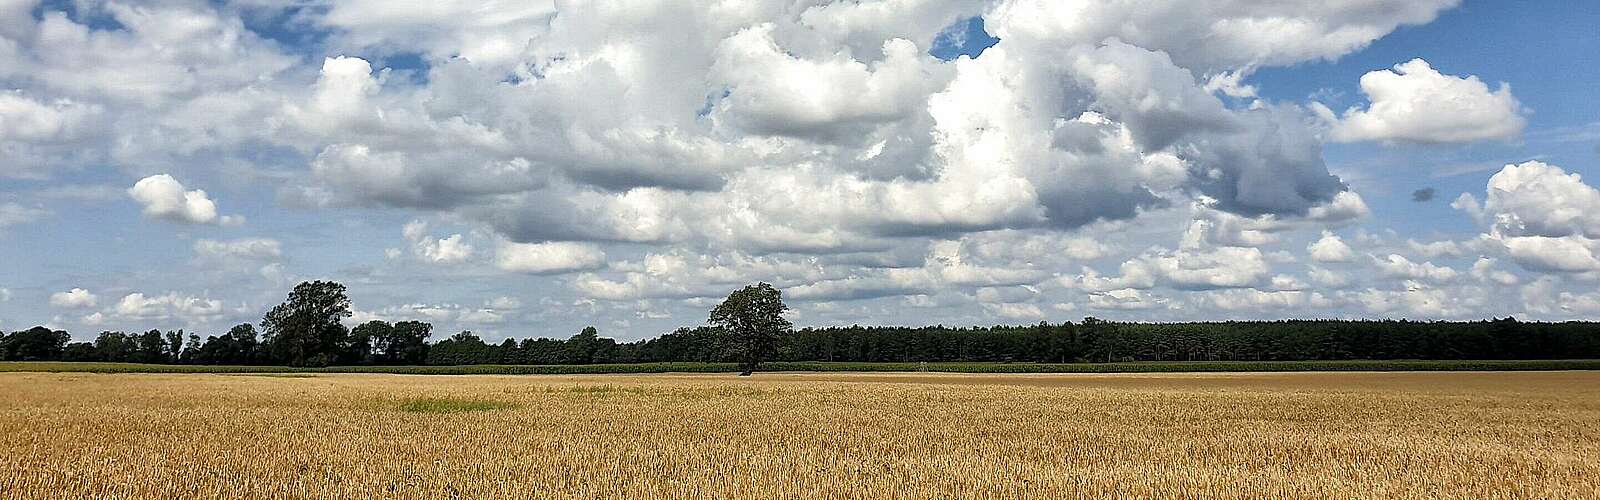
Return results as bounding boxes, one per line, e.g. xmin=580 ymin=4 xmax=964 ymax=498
xmin=426 ymin=331 xmax=486 ymax=365
xmin=709 ymin=282 xmax=791 ymax=372
xmin=9 ymin=282 xmax=1600 ymax=371
xmin=261 ymin=281 xmax=352 ymax=367
xmin=187 ymin=324 xmax=260 ymax=365
xmin=0 ymin=326 xmax=70 ymax=361
xmin=565 ymin=326 xmax=612 ymax=364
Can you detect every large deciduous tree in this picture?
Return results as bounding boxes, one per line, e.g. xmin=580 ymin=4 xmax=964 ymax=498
xmin=226 ymin=323 xmax=259 ymax=364
xmin=709 ymin=282 xmax=791 ymax=375
xmin=261 ymin=281 xmax=352 ymax=367
xmin=566 ymin=326 xmax=604 ymax=364
xmin=388 ymin=321 xmax=433 ymax=364
xmin=1 ymin=326 xmax=70 ymax=361
xmin=348 ymin=320 xmax=387 ymax=365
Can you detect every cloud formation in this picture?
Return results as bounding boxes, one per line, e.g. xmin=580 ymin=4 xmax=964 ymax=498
xmin=128 ymin=174 xmax=240 ymax=225
xmin=496 ymin=241 xmax=608 ymax=274
xmin=49 ymin=288 xmax=97 ymax=309
xmin=8 ymin=0 xmax=1599 ymax=335
xmin=1326 ymin=58 xmax=1524 ymax=143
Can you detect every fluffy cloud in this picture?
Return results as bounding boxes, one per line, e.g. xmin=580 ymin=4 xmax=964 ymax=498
xmin=352 ymin=298 xmax=522 ymax=329
xmin=1353 ymin=281 xmax=1484 ymax=318
xmin=256 ymin=0 xmax=1406 ymax=254
xmin=711 ymin=25 xmax=948 ymax=142
xmin=0 ymin=91 xmax=103 ymax=178
xmin=987 ymin=0 xmax=1457 ymax=71
xmin=0 ymin=92 xmax=99 ymax=141
xmin=1087 ymin=288 xmax=1166 ymax=311
xmin=1201 ymin=289 xmax=1330 ymax=312
xmin=1407 ymin=239 xmax=1465 ymax=259
xmin=1521 ymin=278 xmax=1600 ymax=317
xmin=1461 ymin=161 xmax=1600 ymax=274
xmin=1308 ymin=231 xmax=1355 ymax=263
xmin=983 ymin=302 xmax=1045 ymax=320
xmin=90 ymin=291 xmax=228 ymax=325
xmin=1326 ymin=58 xmax=1524 ymax=143
xmin=496 ymin=241 xmax=607 ymax=274
xmin=1307 ymin=266 xmax=1351 ymax=288
xmin=1375 ymin=254 xmax=1458 ymax=282
xmin=1 ymin=3 xmax=296 ymax=104
xmin=49 ymin=288 xmax=98 ymax=309
xmin=16 ymin=1 xmax=1587 ymax=328
xmin=1471 ymin=258 xmax=1519 ymax=286
xmin=1473 ymin=161 xmax=1600 ymax=239
xmin=128 ymin=174 xmax=241 ymax=225
xmin=1145 ymin=247 xmax=1271 ymax=290
xmin=402 ymin=221 xmax=473 ymax=264
xmin=1082 ymin=246 xmax=1270 ymax=292
xmin=315 ymin=1 xmax=557 ymax=69
xmin=1501 ymin=236 xmax=1600 ymax=273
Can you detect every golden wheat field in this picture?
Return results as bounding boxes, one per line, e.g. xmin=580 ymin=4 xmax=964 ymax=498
xmin=1 ymin=371 xmax=1597 ymax=499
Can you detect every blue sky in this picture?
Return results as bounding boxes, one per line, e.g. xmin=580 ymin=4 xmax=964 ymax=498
xmin=2 ymin=0 xmax=1598 ymax=342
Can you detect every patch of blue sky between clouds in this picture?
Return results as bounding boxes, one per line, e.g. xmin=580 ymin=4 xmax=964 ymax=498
xmin=930 ymin=17 xmax=999 ymax=61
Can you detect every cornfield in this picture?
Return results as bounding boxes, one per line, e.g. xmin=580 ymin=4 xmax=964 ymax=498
xmin=1 ymin=371 xmax=1597 ymax=498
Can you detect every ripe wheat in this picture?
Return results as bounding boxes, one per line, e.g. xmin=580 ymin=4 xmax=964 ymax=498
xmin=1 ymin=371 xmax=1596 ymax=498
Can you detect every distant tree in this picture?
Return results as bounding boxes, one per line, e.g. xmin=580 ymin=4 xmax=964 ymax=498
xmin=137 ymin=330 xmax=167 ymax=363
xmin=226 ymin=324 xmax=259 ymax=364
xmin=496 ymin=338 xmax=519 ymax=364
xmin=1079 ymin=317 xmax=1111 ymax=362
xmin=709 ymin=283 xmax=791 ymax=374
xmin=566 ymin=326 xmax=602 ymax=364
xmin=427 ymin=330 xmax=488 ymax=365
xmin=182 ymin=334 xmax=201 ymax=363
xmin=93 ymin=331 xmax=137 ymax=362
xmin=62 ymin=342 xmax=97 ymax=361
xmin=389 ymin=321 xmax=433 ymax=364
xmin=348 ymin=320 xmax=387 ymax=365
xmin=165 ymin=330 xmax=184 ymax=363
xmin=522 ymin=338 xmax=565 ymax=364
xmin=261 ymin=281 xmax=352 ymax=367
xmin=2 ymin=326 xmax=70 ymax=361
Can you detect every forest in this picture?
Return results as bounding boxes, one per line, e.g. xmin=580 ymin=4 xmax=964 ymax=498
xmin=4 ymin=279 xmax=1597 ymax=367
xmin=6 ymin=316 xmax=1599 ymax=367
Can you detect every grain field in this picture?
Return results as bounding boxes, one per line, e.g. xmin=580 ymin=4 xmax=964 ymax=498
xmin=1 ymin=371 xmax=1597 ymax=499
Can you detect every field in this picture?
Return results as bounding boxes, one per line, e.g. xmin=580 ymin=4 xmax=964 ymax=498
xmin=7 ymin=358 xmax=1600 ymax=374
xmin=1 ymin=371 xmax=1597 ymax=498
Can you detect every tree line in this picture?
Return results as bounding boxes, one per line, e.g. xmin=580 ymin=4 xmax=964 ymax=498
xmin=3 ymin=281 xmax=1599 ymax=366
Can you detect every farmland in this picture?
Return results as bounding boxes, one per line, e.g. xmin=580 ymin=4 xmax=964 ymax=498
xmin=6 ymin=359 xmax=1600 ymax=375
xmin=3 ymin=371 xmax=1598 ymax=498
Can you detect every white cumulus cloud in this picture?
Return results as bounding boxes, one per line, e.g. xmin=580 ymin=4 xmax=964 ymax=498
xmin=49 ymin=288 xmax=98 ymax=309
xmin=1326 ymin=58 xmax=1524 ymax=143
xmin=496 ymin=241 xmax=608 ymax=274
xmin=1308 ymin=231 xmax=1355 ymax=263
xmin=128 ymin=174 xmax=241 ymax=225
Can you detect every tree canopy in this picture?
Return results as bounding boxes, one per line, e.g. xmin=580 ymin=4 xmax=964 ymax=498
xmin=709 ymin=282 xmax=792 ymax=374
xmin=6 ymin=282 xmax=1600 ymax=369
xmin=261 ymin=280 xmax=352 ymax=367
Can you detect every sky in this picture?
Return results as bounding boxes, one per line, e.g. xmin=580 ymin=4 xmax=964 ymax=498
xmin=2 ymin=0 xmax=1599 ymax=342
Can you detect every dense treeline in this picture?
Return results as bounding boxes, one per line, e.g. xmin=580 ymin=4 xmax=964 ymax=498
xmin=3 ymin=281 xmax=1599 ymax=366
xmin=5 ymin=318 xmax=1599 ymax=367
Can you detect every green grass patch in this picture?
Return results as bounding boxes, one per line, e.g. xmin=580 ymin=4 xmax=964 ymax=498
xmin=398 ymin=397 xmax=515 ymax=414
xmin=5 ymin=359 xmax=1600 ymax=375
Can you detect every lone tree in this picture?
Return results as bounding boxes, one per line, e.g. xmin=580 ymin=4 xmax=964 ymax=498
xmin=262 ymin=280 xmax=352 ymax=367
xmin=709 ymin=282 xmax=791 ymax=375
